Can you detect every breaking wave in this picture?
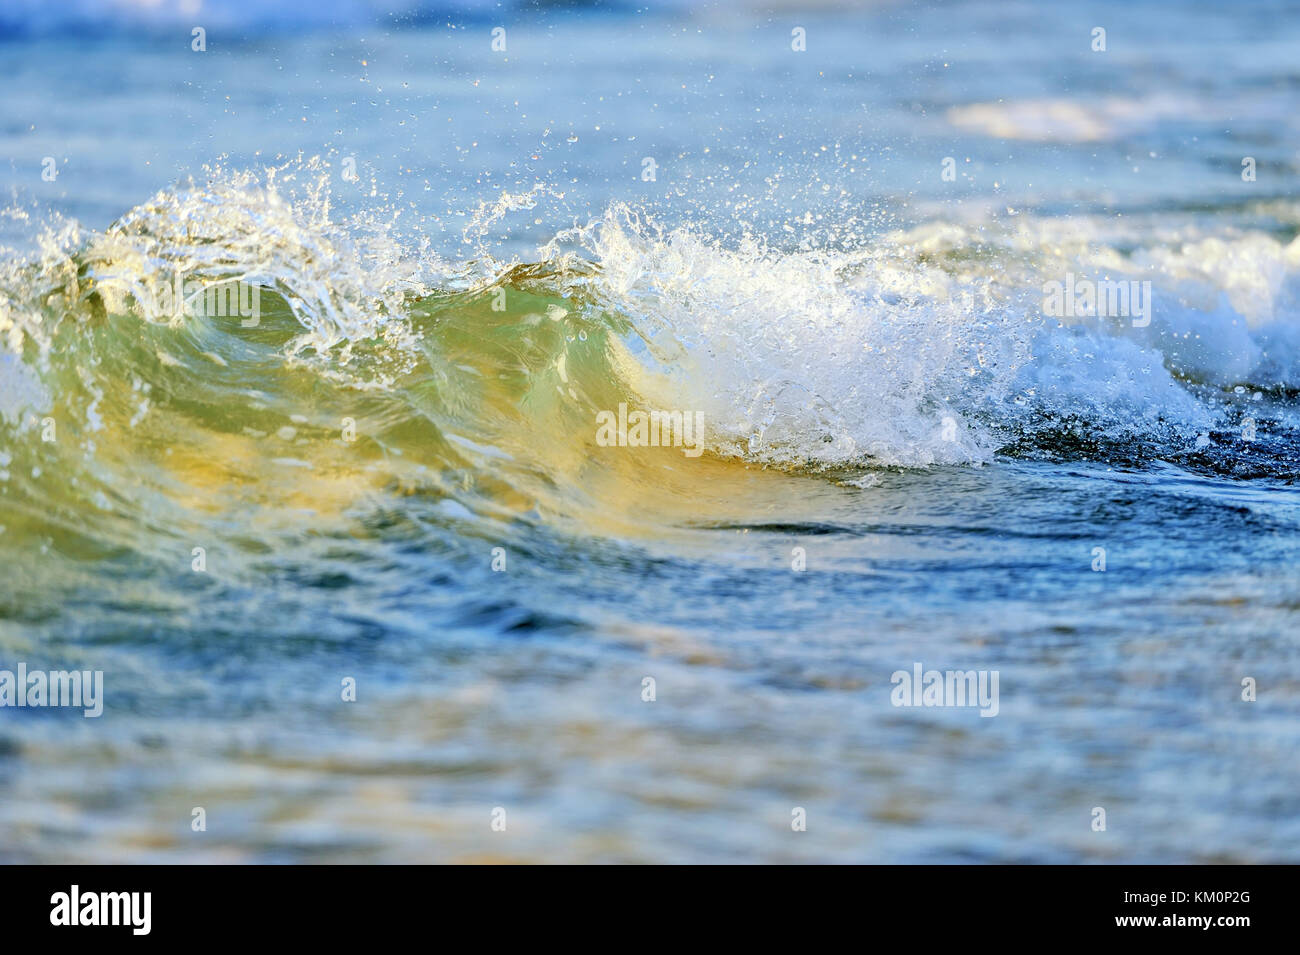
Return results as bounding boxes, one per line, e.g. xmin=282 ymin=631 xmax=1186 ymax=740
xmin=3 ymin=157 xmax=1300 ymax=558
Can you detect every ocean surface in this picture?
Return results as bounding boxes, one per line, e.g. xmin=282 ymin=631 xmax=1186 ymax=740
xmin=2 ymin=0 xmax=1300 ymax=862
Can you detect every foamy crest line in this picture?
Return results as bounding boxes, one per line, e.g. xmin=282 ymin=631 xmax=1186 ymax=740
xmin=571 ymin=206 xmax=1025 ymax=467
xmin=566 ymin=207 xmax=1300 ymax=467
xmin=84 ymin=159 xmax=439 ymax=360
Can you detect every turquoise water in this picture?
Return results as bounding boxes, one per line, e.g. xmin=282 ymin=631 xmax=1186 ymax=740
xmin=2 ymin=0 xmax=1300 ymax=862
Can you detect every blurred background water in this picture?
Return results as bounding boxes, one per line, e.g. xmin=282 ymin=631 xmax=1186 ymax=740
xmin=1 ymin=0 xmax=1299 ymax=862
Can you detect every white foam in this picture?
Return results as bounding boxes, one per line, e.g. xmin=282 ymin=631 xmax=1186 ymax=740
xmin=565 ymin=207 xmax=1300 ymax=466
xmin=947 ymin=95 xmax=1200 ymax=143
xmin=83 ymin=159 xmax=440 ymax=362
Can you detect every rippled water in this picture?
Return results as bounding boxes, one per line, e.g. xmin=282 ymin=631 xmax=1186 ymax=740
xmin=2 ymin=0 xmax=1300 ymax=862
